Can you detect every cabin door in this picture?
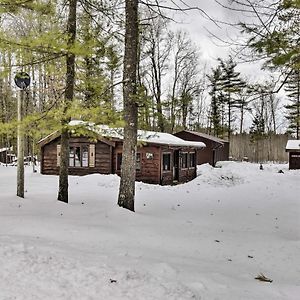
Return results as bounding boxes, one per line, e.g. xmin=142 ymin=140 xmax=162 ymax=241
xmin=173 ymin=150 xmax=180 ymax=181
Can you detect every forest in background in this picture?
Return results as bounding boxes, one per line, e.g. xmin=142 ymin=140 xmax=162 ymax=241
xmin=0 ymin=0 xmax=299 ymax=158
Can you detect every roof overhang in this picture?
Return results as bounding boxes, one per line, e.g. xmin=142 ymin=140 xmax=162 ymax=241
xmin=285 ymin=140 xmax=300 ymax=152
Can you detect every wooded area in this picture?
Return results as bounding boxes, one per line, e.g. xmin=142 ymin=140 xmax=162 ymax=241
xmin=0 ymin=0 xmax=299 ymax=208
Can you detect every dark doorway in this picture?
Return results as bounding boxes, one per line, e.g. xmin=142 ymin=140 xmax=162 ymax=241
xmin=173 ymin=150 xmax=179 ymax=181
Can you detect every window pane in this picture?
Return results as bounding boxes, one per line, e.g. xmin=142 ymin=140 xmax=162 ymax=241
xmin=136 ymin=153 xmax=141 ymax=170
xmin=75 ymin=147 xmax=81 ymax=167
xmin=189 ymin=153 xmax=195 ymax=167
xmin=82 ymin=146 xmax=89 ymax=167
xmin=182 ymin=153 xmax=188 ymax=168
xmin=69 ymin=147 xmax=75 ymax=167
xmin=163 ymin=153 xmax=171 ymax=171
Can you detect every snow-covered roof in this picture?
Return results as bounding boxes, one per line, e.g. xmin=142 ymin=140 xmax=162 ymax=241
xmin=177 ymin=130 xmax=227 ymax=144
xmin=0 ymin=147 xmax=12 ymax=153
xmin=69 ymin=120 xmax=206 ymax=148
xmin=286 ymin=140 xmax=300 ymax=151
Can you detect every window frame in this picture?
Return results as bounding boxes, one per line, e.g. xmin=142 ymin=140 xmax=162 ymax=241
xmin=162 ymin=152 xmax=171 ymax=172
xmin=181 ymin=152 xmax=188 ymax=169
xmin=136 ymin=152 xmax=141 ymax=171
xmin=189 ymin=152 xmax=196 ymax=168
xmin=68 ymin=144 xmax=89 ymax=168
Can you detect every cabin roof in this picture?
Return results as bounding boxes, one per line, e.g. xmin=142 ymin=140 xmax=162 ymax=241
xmin=176 ymin=130 xmax=228 ymax=144
xmin=38 ymin=128 xmax=115 ymax=148
xmin=68 ymin=120 xmax=206 ymax=148
xmin=286 ymin=140 xmax=300 ymax=151
xmin=38 ymin=121 xmax=206 ymax=149
xmin=0 ymin=147 xmax=13 ymax=153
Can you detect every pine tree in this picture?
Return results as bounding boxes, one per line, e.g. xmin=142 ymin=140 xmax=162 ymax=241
xmin=218 ymin=57 xmax=246 ymax=139
xmin=207 ymin=66 xmax=223 ymax=137
xmin=57 ymin=0 xmax=77 ymax=204
xmin=284 ymin=70 xmax=300 ymax=139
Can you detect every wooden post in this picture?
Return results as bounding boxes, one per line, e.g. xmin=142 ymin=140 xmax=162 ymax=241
xmin=17 ymin=89 xmax=24 ymax=198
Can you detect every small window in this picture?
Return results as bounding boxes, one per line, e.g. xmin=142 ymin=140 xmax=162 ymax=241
xmin=69 ymin=147 xmax=75 ymax=167
xmin=82 ymin=146 xmax=89 ymax=167
xmin=116 ymin=153 xmax=122 ymax=170
xmin=75 ymin=147 xmax=81 ymax=167
xmin=181 ymin=152 xmax=188 ymax=168
xmin=136 ymin=153 xmax=141 ymax=171
xmin=69 ymin=145 xmax=89 ymax=168
xmin=162 ymin=153 xmax=171 ymax=171
xmin=189 ymin=152 xmax=196 ymax=167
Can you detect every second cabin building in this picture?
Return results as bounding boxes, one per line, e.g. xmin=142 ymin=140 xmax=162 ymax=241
xmin=38 ymin=122 xmax=205 ymax=185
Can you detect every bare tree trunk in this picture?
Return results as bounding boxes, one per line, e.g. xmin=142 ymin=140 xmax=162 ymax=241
xmin=118 ymin=0 xmax=139 ymax=212
xmin=57 ymin=0 xmax=77 ymax=203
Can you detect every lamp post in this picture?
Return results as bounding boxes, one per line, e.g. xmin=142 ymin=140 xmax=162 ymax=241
xmin=14 ymin=72 xmax=30 ymax=198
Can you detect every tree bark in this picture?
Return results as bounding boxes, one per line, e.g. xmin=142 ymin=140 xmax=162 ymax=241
xmin=57 ymin=0 xmax=77 ymax=203
xmin=17 ymin=89 xmax=24 ymax=198
xmin=117 ymin=0 xmax=139 ymax=212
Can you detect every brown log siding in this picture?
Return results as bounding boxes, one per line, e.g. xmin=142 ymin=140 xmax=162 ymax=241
xmin=41 ymin=136 xmax=111 ymax=176
xmin=40 ymin=136 xmax=197 ymax=185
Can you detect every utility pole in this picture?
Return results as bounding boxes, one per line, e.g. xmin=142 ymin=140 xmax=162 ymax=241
xmin=14 ymin=72 xmax=30 ymax=198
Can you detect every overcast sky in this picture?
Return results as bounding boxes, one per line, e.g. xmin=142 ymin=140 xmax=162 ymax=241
xmin=171 ymin=0 xmax=270 ymax=81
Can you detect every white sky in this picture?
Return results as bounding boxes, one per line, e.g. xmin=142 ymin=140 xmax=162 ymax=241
xmin=171 ymin=0 xmax=270 ymax=80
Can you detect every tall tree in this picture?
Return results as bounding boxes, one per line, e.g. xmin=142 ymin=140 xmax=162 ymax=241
xmin=140 ymin=13 xmax=171 ymax=132
xmin=218 ymin=56 xmax=246 ymax=139
xmin=118 ymin=0 xmax=139 ymax=212
xmin=227 ymin=0 xmax=300 ymax=92
xmin=169 ymin=30 xmax=199 ymax=133
xmin=284 ymin=70 xmax=300 ymax=138
xmin=57 ymin=0 xmax=77 ymax=203
xmin=207 ymin=66 xmax=223 ymax=137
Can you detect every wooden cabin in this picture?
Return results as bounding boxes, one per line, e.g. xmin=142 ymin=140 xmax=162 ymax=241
xmin=38 ymin=123 xmax=205 ymax=185
xmin=174 ymin=130 xmax=229 ymax=167
xmin=286 ymin=140 xmax=300 ymax=169
xmin=0 ymin=147 xmax=15 ymax=164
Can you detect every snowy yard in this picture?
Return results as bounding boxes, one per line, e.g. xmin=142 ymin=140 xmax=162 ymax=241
xmin=0 ymin=162 xmax=299 ymax=300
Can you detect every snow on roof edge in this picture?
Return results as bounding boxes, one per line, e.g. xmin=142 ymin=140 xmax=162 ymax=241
xmin=69 ymin=120 xmax=206 ymax=148
xmin=286 ymin=140 xmax=300 ymax=150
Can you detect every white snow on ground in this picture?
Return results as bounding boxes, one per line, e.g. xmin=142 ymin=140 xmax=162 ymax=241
xmin=0 ymin=161 xmax=299 ymax=300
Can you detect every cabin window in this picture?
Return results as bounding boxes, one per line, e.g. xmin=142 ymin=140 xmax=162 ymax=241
xmin=181 ymin=152 xmax=188 ymax=169
xmin=82 ymin=146 xmax=89 ymax=167
xmin=162 ymin=153 xmax=171 ymax=171
xmin=69 ymin=145 xmax=90 ymax=167
xmin=116 ymin=153 xmax=141 ymax=171
xmin=189 ymin=152 xmax=196 ymax=167
xmin=69 ymin=147 xmax=75 ymax=167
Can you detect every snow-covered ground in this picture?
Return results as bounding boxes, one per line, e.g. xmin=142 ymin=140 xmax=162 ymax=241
xmin=0 ymin=162 xmax=299 ymax=300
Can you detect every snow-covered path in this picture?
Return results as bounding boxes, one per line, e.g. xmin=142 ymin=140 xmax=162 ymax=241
xmin=0 ymin=162 xmax=299 ymax=299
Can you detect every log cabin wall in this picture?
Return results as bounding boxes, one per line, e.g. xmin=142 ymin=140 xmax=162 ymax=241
xmin=40 ymin=135 xmax=198 ymax=185
xmin=113 ymin=142 xmax=161 ymax=184
xmin=41 ymin=138 xmax=59 ymax=175
xmin=174 ymin=131 xmax=229 ymax=166
xmin=41 ymin=136 xmax=112 ymax=176
xmin=160 ymin=147 xmax=197 ymax=185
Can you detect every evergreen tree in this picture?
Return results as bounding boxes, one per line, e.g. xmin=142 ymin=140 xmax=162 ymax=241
xmin=218 ymin=56 xmax=246 ymax=139
xmin=207 ymin=66 xmax=223 ymax=137
xmin=57 ymin=0 xmax=77 ymax=204
xmin=284 ymin=70 xmax=300 ymax=139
